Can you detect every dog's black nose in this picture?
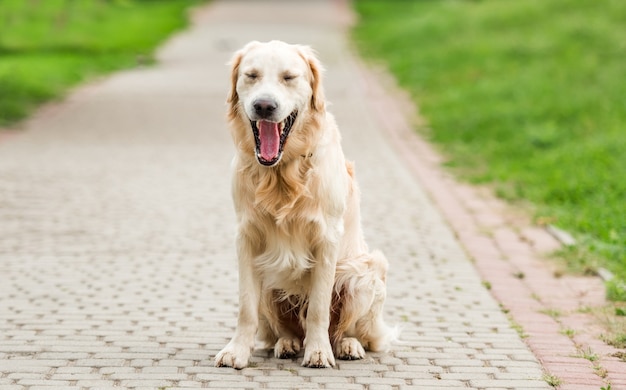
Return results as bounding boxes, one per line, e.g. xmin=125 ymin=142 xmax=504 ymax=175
xmin=253 ymin=98 xmax=278 ymax=118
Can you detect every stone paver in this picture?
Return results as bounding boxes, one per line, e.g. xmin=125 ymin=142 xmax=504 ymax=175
xmin=0 ymin=1 xmax=553 ymax=389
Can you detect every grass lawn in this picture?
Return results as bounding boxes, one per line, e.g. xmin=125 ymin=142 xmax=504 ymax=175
xmin=0 ymin=0 xmax=204 ymax=127
xmin=352 ymin=0 xmax=626 ymax=300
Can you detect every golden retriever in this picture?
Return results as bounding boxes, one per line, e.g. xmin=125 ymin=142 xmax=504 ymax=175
xmin=214 ymin=40 xmax=392 ymax=369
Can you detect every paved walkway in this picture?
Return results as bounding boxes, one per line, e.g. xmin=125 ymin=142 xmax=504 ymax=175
xmin=0 ymin=1 xmax=583 ymax=389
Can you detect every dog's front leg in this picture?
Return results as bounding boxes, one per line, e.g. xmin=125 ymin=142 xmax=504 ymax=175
xmin=215 ymin=239 xmax=260 ymax=369
xmin=302 ymin=245 xmax=338 ymax=368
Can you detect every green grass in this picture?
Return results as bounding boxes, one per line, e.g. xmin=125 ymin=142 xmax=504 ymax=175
xmin=0 ymin=0 xmax=203 ymax=126
xmin=352 ymin=0 xmax=626 ymax=299
xmin=542 ymin=372 xmax=562 ymax=388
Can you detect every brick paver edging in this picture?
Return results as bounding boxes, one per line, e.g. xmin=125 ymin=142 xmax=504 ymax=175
xmin=353 ymin=60 xmax=626 ymax=389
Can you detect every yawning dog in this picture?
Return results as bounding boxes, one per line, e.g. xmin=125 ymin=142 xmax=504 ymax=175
xmin=215 ymin=40 xmax=392 ymax=369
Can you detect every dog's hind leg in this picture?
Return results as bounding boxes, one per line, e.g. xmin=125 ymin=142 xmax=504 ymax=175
xmin=258 ymin=316 xmax=301 ymax=359
xmin=274 ymin=336 xmax=302 ymax=359
xmin=355 ymin=250 xmax=393 ymax=353
xmin=336 ymin=337 xmax=366 ymax=360
xmin=259 ymin=292 xmax=305 ymax=359
xmin=333 ymin=250 xmax=393 ymax=359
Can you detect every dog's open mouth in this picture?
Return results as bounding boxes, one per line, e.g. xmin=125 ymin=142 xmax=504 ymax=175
xmin=251 ymin=111 xmax=298 ymax=166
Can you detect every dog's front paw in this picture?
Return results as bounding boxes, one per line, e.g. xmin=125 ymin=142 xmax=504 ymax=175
xmin=215 ymin=342 xmax=251 ymax=369
xmin=302 ymin=339 xmax=335 ymax=368
xmin=337 ymin=337 xmax=365 ymax=360
xmin=274 ymin=336 xmax=301 ymax=359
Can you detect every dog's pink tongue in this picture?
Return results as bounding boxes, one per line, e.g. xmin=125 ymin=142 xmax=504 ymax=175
xmin=258 ymin=120 xmax=280 ymax=161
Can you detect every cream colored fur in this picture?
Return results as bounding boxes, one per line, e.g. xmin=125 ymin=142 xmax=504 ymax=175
xmin=214 ymin=40 xmax=392 ymax=369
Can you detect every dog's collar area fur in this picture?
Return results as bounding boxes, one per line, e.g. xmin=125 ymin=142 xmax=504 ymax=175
xmin=250 ymin=110 xmax=298 ymax=167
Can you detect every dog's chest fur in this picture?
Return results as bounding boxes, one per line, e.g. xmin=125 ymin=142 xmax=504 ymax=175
xmin=236 ymin=157 xmax=346 ymax=295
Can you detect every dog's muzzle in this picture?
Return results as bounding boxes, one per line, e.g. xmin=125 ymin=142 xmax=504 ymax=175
xmin=250 ymin=110 xmax=298 ymax=167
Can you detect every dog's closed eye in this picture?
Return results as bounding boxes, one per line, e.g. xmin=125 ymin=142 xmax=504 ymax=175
xmin=245 ymin=71 xmax=259 ymax=80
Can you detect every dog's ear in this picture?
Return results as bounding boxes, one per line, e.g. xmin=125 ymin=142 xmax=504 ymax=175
xmin=298 ymin=46 xmax=325 ymax=113
xmin=227 ymin=41 xmax=263 ymax=119
xmin=226 ymin=50 xmax=244 ymax=119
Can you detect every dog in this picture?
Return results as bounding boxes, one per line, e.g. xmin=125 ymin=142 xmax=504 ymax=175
xmin=214 ymin=40 xmax=392 ymax=369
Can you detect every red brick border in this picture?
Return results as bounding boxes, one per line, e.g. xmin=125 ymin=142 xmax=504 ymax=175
xmin=354 ymin=59 xmax=626 ymax=389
